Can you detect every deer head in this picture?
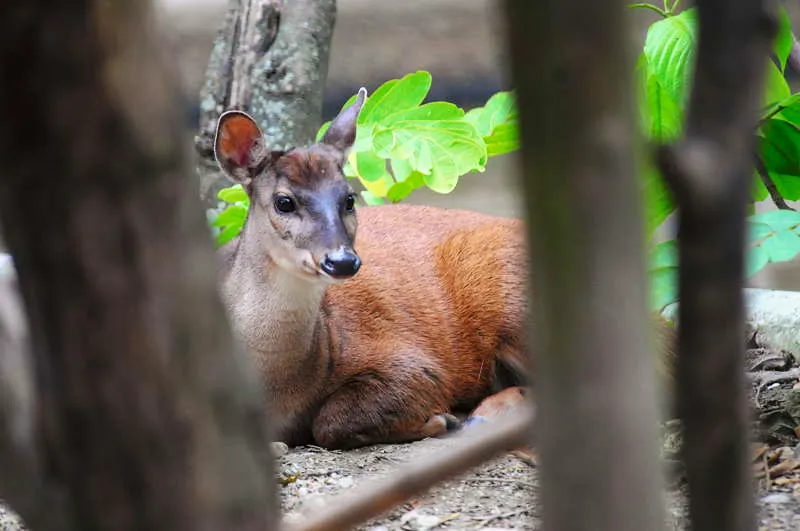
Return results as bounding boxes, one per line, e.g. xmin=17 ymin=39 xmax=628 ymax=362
xmin=214 ymin=88 xmax=368 ymax=284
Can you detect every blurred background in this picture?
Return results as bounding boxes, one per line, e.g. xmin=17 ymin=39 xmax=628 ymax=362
xmin=160 ymin=0 xmax=800 ymax=288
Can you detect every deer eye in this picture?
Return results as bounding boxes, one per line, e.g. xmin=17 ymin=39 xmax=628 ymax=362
xmin=344 ymin=194 xmax=356 ymax=213
xmin=274 ymin=195 xmax=296 ymax=214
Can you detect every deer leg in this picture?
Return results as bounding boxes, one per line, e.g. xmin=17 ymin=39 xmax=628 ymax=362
xmin=311 ymin=372 xmax=459 ymax=449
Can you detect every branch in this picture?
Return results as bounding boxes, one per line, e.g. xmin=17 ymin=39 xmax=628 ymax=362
xmin=283 ymin=412 xmax=533 ymax=531
xmin=754 ymin=155 xmax=795 ymax=210
xmin=655 ymin=1 xmax=777 ymax=529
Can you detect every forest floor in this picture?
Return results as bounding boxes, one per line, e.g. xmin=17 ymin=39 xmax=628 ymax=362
xmin=277 ymin=428 xmax=800 ymax=531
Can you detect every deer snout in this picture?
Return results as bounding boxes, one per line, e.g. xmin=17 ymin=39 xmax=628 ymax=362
xmin=320 ymin=248 xmax=361 ymax=279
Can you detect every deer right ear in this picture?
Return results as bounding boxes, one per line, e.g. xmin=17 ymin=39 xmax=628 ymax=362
xmin=214 ymin=110 xmax=270 ymax=185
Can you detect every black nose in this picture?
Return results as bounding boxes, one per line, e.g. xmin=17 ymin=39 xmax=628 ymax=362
xmin=320 ymin=249 xmax=361 ymax=279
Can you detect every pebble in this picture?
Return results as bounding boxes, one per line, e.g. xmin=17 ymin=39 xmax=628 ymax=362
xmin=762 ymin=493 xmax=793 ymax=505
xmin=338 ymin=476 xmax=355 ymax=488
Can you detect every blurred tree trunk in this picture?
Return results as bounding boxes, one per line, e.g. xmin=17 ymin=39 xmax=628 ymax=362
xmin=657 ymin=0 xmax=774 ymax=529
xmin=0 ymin=1 xmax=276 ymax=530
xmin=194 ymin=0 xmax=337 ymax=205
xmin=502 ymin=1 xmax=665 ymax=530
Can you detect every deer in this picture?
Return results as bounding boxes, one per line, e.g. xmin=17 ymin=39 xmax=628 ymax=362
xmin=214 ymin=88 xmax=676 ymax=450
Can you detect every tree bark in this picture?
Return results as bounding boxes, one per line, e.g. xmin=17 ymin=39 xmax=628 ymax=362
xmin=195 ymin=0 xmax=337 ymax=205
xmin=655 ymin=1 xmax=776 ymax=530
xmin=0 ymin=2 xmax=276 ymax=530
xmin=502 ymin=2 xmax=665 ymax=531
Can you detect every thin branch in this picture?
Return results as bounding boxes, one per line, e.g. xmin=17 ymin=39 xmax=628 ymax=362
xmin=754 ymin=155 xmax=795 ymax=210
xmin=629 ymin=3 xmax=670 ymax=17
xmin=283 ymin=412 xmax=533 ymax=531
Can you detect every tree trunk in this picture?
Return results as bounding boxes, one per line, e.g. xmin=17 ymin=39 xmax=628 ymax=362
xmin=656 ymin=1 xmax=776 ymax=529
xmin=0 ymin=2 xmax=276 ymax=530
xmin=502 ymin=1 xmax=665 ymax=531
xmin=195 ymin=0 xmax=337 ymax=205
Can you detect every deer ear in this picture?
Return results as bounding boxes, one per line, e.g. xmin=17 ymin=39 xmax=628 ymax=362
xmin=321 ymin=87 xmax=368 ymax=154
xmin=214 ymin=110 xmax=270 ymax=185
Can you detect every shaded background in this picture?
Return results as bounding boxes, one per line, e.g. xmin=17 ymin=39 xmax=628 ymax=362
xmin=164 ymin=0 xmax=800 ymax=287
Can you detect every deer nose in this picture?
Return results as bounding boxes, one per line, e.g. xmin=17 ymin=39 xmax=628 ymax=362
xmin=320 ymin=249 xmax=361 ymax=279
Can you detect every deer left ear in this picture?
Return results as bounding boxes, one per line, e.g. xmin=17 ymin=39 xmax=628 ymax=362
xmin=321 ymin=87 xmax=368 ymax=154
xmin=214 ymin=110 xmax=271 ymax=187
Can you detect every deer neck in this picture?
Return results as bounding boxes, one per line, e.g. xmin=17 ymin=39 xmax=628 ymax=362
xmin=222 ymin=227 xmax=329 ymax=400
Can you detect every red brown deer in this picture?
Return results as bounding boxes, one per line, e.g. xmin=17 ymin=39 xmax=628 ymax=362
xmin=214 ymin=88 xmax=674 ymax=449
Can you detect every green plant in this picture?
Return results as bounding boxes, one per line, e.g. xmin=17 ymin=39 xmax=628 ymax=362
xmin=211 ymin=4 xmax=799 ymax=314
xmin=210 ymin=71 xmax=517 ymax=246
xmin=634 ymin=3 xmax=800 ymax=310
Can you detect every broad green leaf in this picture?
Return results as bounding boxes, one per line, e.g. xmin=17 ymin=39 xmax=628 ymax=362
xmin=749 ymin=209 xmax=800 ymax=233
xmin=776 ymin=94 xmax=800 ymax=124
xmin=650 ymin=266 xmax=679 ymax=312
xmin=465 ymin=92 xmax=516 ymax=137
xmin=643 ymin=8 xmax=697 ymax=108
xmin=218 ymin=184 xmax=249 ymax=204
xmin=759 ymin=230 xmax=800 ymax=262
xmin=382 ymin=102 xmax=464 ymax=124
xmin=774 ymin=8 xmax=794 ymax=72
xmin=360 ymin=190 xmax=385 ymax=206
xmin=359 ymin=71 xmax=432 ymax=125
xmin=387 ymin=180 xmax=414 ymax=203
xmin=747 ymin=246 xmax=770 ymax=277
xmin=759 ymin=118 xmax=800 ymax=176
xmin=354 ymin=151 xmax=389 ymax=182
xmin=215 ymin=224 xmax=241 ymax=247
xmin=651 ymin=240 xmax=678 ymax=269
xmin=642 ymin=160 xmax=675 ymax=235
xmin=745 ymin=210 xmax=800 ymax=273
xmin=763 ymin=61 xmax=792 ymax=108
xmin=212 ymin=204 xmax=247 ymax=228
xmin=751 ymin=169 xmax=769 ymax=202
xmin=485 ymin=122 xmax=520 ymax=158
xmin=372 ymin=120 xmax=486 ymax=194
xmin=637 ymin=54 xmax=684 ymax=141
xmin=769 ymin=172 xmax=800 ymax=201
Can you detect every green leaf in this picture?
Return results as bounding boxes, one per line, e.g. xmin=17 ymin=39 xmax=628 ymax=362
xmin=215 ymin=224 xmax=241 ymax=247
xmin=217 ymin=184 xmax=249 ymax=205
xmin=465 ymin=91 xmax=516 ymax=137
xmin=372 ymin=120 xmax=486 ymax=194
xmin=387 ymin=180 xmax=413 ymax=203
xmin=212 ymin=204 xmax=248 ymax=228
xmin=359 ymin=71 xmax=432 ymax=125
xmin=744 ymin=210 xmax=800 ymax=275
xmin=759 ymin=118 xmax=800 ymax=177
xmin=650 ymin=266 xmax=679 ymax=312
xmin=763 ymin=60 xmax=792 ymax=108
xmin=774 ymin=7 xmax=794 ymax=72
xmin=360 ymin=190 xmax=385 ymax=205
xmin=485 ymin=122 xmax=519 ymax=158
xmin=637 ymin=54 xmax=684 ymax=141
xmin=643 ymin=8 xmax=697 ymax=109
xmin=354 ymin=151 xmax=390 ymax=182
xmin=776 ymin=94 xmax=800 ymax=124
xmin=642 ymin=159 xmax=675 ymax=235
xmin=382 ymin=102 xmax=464 ymax=124
xmin=651 ymin=240 xmax=678 ymax=269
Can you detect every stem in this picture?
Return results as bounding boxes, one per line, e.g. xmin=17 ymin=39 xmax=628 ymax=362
xmin=629 ymin=3 xmax=669 ymax=17
xmin=671 ymin=0 xmax=682 ymax=13
xmin=755 ymin=156 xmax=795 ymax=211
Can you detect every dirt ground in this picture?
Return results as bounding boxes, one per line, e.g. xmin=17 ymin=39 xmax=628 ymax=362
xmin=276 ymin=430 xmax=800 ymax=530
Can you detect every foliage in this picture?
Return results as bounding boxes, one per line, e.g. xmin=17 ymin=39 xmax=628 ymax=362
xmin=634 ymin=3 xmax=800 ymax=311
xmin=210 ymin=72 xmax=517 ymax=244
xmin=211 ymin=3 xmax=800 ymax=315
